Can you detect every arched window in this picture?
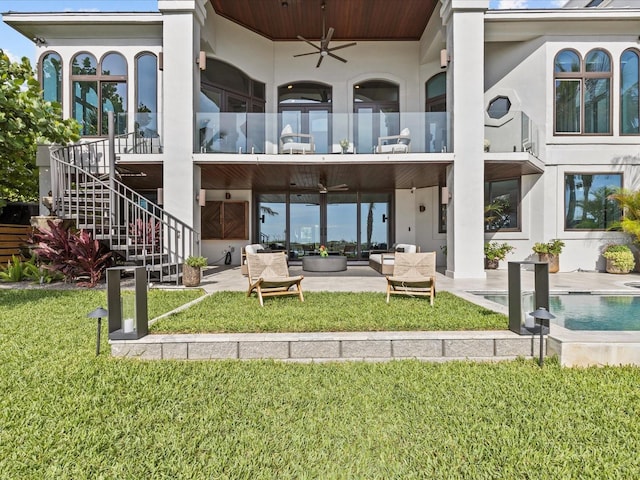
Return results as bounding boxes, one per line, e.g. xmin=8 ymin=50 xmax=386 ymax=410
xmin=353 ymin=80 xmax=399 ymax=153
xmin=135 ymin=53 xmax=158 ymax=138
xmin=277 ymin=82 xmax=332 ymax=153
xmin=40 ymin=52 xmax=62 ymax=106
xmin=554 ymin=48 xmax=611 ymax=134
xmin=425 ymin=72 xmax=446 ymax=153
xmin=199 ymin=58 xmax=266 ymax=153
xmin=620 ymin=49 xmax=639 ymax=135
xmin=71 ymin=52 xmax=127 ymax=136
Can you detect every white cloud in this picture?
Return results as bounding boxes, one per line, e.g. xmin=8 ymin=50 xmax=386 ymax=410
xmin=3 ymin=49 xmax=22 ymax=63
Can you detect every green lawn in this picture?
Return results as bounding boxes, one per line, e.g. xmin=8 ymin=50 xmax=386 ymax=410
xmin=1 ymin=289 xmax=640 ymax=479
xmin=151 ymin=291 xmax=508 ymax=333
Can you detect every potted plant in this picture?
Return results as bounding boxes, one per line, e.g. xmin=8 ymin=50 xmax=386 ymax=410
xmin=339 ymin=139 xmax=350 ymax=154
xmin=183 ymin=255 xmax=207 ymax=287
xmin=484 ymin=242 xmax=514 ymax=269
xmin=532 ymin=239 xmax=565 ymax=273
xmin=602 ymin=244 xmax=635 ymax=274
xmin=609 ymin=188 xmax=640 ymax=271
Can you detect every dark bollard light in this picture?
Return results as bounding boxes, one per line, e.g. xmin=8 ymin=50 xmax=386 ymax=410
xmin=528 ymin=307 xmax=555 ymax=367
xmin=88 ymin=307 xmax=108 ymax=356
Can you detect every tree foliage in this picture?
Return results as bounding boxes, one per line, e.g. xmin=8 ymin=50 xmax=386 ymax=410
xmin=0 ymin=50 xmax=80 ymax=208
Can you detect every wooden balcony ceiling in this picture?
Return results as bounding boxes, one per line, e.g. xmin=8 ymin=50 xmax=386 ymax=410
xmin=209 ymin=0 xmax=439 ymax=41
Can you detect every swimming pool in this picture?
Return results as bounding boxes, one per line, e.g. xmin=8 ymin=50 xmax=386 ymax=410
xmin=481 ymin=293 xmax=640 ymax=331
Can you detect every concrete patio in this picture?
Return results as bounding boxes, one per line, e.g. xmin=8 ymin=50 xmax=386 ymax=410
xmin=111 ymin=264 xmax=640 ymax=367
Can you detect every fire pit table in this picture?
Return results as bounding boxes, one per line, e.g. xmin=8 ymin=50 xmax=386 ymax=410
xmin=302 ymin=256 xmax=347 ymax=272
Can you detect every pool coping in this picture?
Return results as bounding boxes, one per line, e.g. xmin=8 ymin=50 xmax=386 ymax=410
xmin=467 ymin=289 xmax=640 ymax=367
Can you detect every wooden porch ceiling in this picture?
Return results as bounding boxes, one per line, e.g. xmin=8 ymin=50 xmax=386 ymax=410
xmin=117 ymin=158 xmax=543 ymax=192
xmin=208 ymin=0 xmax=439 ymax=42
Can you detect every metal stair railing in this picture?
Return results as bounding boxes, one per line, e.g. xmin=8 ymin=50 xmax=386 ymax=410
xmin=49 ymin=140 xmax=200 ymax=285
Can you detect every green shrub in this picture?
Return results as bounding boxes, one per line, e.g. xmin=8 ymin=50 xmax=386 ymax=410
xmin=0 ymin=255 xmax=28 ymax=282
xmin=185 ymin=255 xmax=208 ymax=267
xmin=602 ymin=244 xmax=635 ymax=271
xmin=532 ymin=239 xmax=565 ymax=255
xmin=484 ymin=242 xmax=514 ymax=261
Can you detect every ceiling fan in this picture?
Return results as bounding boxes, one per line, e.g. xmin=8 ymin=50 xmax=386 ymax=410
xmin=294 ymin=1 xmax=357 ymax=68
xmin=291 ymin=181 xmax=349 ymax=194
xmin=318 ymin=182 xmax=348 ymax=194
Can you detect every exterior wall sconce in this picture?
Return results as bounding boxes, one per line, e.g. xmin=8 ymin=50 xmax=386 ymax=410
xmin=157 ymin=187 xmax=164 ymax=205
xmin=419 ymin=204 xmax=426 ymax=212
xmin=225 ymin=192 xmax=231 ymax=199
xmin=441 ymin=187 xmax=450 ymax=205
xmin=196 ymin=188 xmax=206 ymax=207
xmin=196 ymin=51 xmax=206 ymax=70
xmin=440 ymin=48 xmax=450 ymax=69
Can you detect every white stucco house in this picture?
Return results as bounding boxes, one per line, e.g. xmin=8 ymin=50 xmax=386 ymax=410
xmin=3 ymin=0 xmax=640 ymax=281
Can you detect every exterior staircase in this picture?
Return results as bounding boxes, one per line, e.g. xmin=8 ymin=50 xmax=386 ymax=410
xmin=48 ymin=136 xmax=199 ymax=284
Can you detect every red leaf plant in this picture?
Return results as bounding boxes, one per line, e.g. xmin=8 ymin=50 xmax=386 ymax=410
xmin=29 ymin=220 xmax=114 ymax=287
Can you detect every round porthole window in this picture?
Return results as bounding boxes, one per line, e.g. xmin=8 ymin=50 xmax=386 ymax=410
xmin=487 ymin=96 xmax=511 ymax=119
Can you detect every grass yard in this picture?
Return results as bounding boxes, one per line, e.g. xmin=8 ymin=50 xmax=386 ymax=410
xmin=1 ymin=289 xmax=640 ymax=478
xmin=151 ymin=291 xmax=507 ymax=333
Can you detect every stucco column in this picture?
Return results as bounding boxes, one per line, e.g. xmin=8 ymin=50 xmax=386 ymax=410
xmin=158 ymin=0 xmax=206 ymax=235
xmin=441 ymin=0 xmax=488 ymax=279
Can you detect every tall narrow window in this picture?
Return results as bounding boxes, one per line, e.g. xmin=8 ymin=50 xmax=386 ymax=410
xmin=554 ymin=48 xmax=611 ymax=135
xmin=620 ymin=49 xmax=639 ymax=135
xmin=135 ymin=53 xmax=158 ymax=138
xmin=354 ymin=80 xmax=399 ymax=154
xmin=278 ymin=82 xmax=332 ymax=153
xmin=426 ymin=73 xmax=447 ymax=153
xmin=485 ymin=179 xmax=520 ymax=232
xmin=71 ymin=52 xmax=127 ymax=136
xmin=40 ymin=52 xmax=62 ymax=105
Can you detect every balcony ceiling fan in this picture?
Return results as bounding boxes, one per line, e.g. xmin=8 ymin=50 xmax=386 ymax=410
xmin=293 ymin=1 xmax=357 ymax=68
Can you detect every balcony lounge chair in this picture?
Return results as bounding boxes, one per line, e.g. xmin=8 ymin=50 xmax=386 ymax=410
xmin=386 ymin=251 xmax=436 ymax=306
xmin=376 ymin=127 xmax=411 ymax=154
xmin=280 ymin=124 xmax=315 ymax=154
xmin=246 ymin=252 xmax=304 ymax=306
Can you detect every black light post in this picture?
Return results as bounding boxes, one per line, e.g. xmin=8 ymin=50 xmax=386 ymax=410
xmin=88 ymin=307 xmax=108 ymax=356
xmin=528 ymin=307 xmax=555 ymax=367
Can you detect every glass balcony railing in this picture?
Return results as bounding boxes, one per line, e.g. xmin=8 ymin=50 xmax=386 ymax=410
xmin=115 ymin=112 xmax=163 ymax=154
xmin=194 ymin=112 xmax=449 ymax=155
xmin=484 ymin=111 xmax=539 ymax=157
xmin=112 ymin=110 xmax=538 ymax=157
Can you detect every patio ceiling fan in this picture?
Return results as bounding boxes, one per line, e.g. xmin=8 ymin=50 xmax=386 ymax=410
xmin=318 ymin=182 xmax=348 ymax=194
xmin=294 ymin=1 xmax=357 ymax=68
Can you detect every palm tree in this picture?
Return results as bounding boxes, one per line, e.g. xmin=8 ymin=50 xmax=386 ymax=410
xmin=609 ymin=188 xmax=640 ymax=244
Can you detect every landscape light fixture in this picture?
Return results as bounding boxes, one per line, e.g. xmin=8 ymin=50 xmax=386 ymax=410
xmin=87 ymin=307 xmax=108 ymax=356
xmin=528 ymin=307 xmax=555 ymax=367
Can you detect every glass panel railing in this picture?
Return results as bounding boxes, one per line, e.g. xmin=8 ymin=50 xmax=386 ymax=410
xmin=194 ymin=112 xmax=449 ymax=155
xmin=115 ymin=112 xmax=163 ymax=154
xmin=484 ymin=111 xmax=539 ymax=156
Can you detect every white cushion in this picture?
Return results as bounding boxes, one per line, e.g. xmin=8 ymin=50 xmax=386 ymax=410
xmin=369 ymin=253 xmax=395 ymax=265
xmin=395 ymin=243 xmax=417 ymax=253
xmin=398 ymin=128 xmax=411 ymax=145
xmin=244 ymin=244 xmax=266 ymax=255
xmin=281 ymin=124 xmax=294 ymax=143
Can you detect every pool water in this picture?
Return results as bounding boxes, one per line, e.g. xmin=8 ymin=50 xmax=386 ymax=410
xmin=481 ymin=293 xmax=640 ymax=331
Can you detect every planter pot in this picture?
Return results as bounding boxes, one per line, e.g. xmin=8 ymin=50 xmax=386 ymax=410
xmin=485 ymin=258 xmax=499 ymax=270
xmin=182 ymin=264 xmax=201 ymax=287
xmin=605 ymin=258 xmax=632 ymax=274
xmin=538 ymin=253 xmax=559 ymax=273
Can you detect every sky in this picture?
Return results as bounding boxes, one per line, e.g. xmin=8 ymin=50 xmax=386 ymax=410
xmin=1 ymin=0 xmax=569 ymax=65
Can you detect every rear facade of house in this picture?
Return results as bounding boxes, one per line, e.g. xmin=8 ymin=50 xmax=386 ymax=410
xmin=4 ymin=0 xmax=640 ymax=281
